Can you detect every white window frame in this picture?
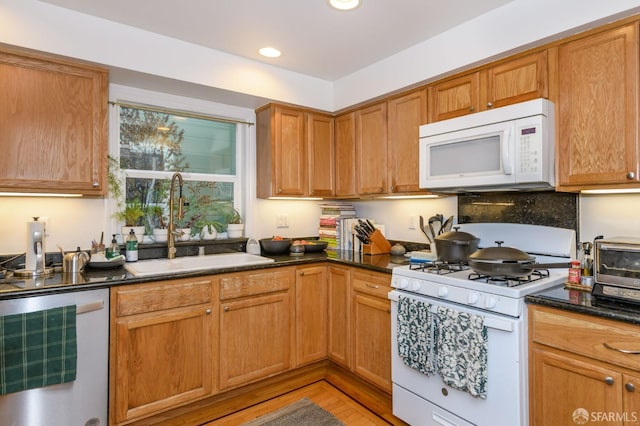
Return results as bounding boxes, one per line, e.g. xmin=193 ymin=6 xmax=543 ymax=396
xmin=107 ymin=84 xmax=254 ymax=240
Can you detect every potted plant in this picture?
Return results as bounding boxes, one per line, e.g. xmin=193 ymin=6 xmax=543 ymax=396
xmin=118 ymin=200 xmax=145 ymax=242
xmin=195 ymin=219 xmax=223 ymax=240
xmin=225 ymin=206 xmax=244 ymax=238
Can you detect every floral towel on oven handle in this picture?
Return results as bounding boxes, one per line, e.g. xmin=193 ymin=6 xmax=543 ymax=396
xmin=435 ymin=306 xmax=488 ymax=399
xmin=396 ymin=296 xmax=488 ymax=399
xmin=397 ymin=295 xmax=436 ymax=375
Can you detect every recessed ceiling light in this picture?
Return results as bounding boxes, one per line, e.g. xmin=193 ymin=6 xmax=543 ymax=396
xmin=259 ymin=47 xmax=282 ymax=58
xmin=329 ymin=0 xmax=360 ymax=11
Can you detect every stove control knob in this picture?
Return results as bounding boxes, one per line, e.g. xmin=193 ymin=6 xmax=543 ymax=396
xmin=467 ymin=292 xmax=479 ymax=304
xmin=410 ymin=280 xmax=421 ymax=291
xmin=485 ymin=296 xmax=497 ymax=309
xmin=398 ymin=278 xmax=409 ymax=289
xmin=437 ymin=286 xmax=449 ymax=298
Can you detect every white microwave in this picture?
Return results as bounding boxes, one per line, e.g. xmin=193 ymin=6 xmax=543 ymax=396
xmin=418 ymin=98 xmax=555 ymax=193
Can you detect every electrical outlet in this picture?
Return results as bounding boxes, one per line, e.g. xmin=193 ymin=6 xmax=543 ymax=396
xmin=276 ymin=214 xmax=289 ymax=228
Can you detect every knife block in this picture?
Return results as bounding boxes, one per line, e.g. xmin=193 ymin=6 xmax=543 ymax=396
xmin=363 ymin=229 xmax=392 ymax=255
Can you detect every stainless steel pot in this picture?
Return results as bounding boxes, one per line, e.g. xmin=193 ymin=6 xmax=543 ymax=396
xmin=434 ymin=227 xmax=480 ymax=262
xmin=468 ymin=240 xmax=570 ymax=277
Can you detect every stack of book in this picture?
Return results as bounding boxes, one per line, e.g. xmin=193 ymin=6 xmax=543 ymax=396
xmin=318 ymin=203 xmax=357 ymax=254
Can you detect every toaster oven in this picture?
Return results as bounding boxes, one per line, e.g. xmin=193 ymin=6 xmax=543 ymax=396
xmin=593 ymin=237 xmax=640 ymax=305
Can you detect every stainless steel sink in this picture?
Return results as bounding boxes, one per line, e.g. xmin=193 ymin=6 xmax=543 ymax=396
xmin=124 ymin=252 xmax=274 ymax=277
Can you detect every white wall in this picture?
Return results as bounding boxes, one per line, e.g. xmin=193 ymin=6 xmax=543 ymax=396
xmin=579 ymin=194 xmax=640 ymax=242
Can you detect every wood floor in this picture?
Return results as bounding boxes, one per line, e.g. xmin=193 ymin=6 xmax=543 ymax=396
xmin=205 ymin=380 xmax=392 ymax=425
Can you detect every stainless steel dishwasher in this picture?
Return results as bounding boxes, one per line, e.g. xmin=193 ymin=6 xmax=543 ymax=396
xmin=0 ymin=288 xmax=109 ymax=426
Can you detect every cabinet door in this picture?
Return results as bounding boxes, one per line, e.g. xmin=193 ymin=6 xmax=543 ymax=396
xmin=623 ymin=373 xmax=640 ymax=425
xmin=219 ymin=291 xmax=292 ymax=389
xmin=328 ymin=265 xmax=351 ymax=368
xmin=307 ymin=112 xmax=335 ymax=197
xmin=334 ymin=112 xmax=357 ymax=198
xmin=355 ymin=102 xmax=388 ymax=195
xmin=113 ymin=305 xmax=214 ymax=423
xmin=428 ymin=72 xmax=480 ymax=122
xmin=482 ymin=50 xmax=548 ymax=110
xmin=557 ymin=23 xmax=640 ymax=189
xmin=352 ymin=270 xmax=392 ymax=392
xmin=295 ymin=265 xmax=328 ymax=366
xmin=530 ymin=347 xmax=624 ymax=426
xmin=387 ymin=89 xmax=428 ymax=193
xmin=0 ymin=48 xmax=108 ymax=195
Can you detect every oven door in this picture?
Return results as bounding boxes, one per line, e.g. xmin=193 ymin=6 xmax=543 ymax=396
xmin=389 ymin=290 xmax=526 ymax=426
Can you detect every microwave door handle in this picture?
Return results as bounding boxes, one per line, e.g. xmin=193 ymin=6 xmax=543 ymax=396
xmin=502 ymin=127 xmax=513 ymax=175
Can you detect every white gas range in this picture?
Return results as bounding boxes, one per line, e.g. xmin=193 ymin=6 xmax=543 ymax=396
xmin=389 ymin=223 xmax=576 ymax=426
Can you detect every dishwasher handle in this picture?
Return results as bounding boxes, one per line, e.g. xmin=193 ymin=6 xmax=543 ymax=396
xmin=76 ymin=300 xmax=104 ymax=315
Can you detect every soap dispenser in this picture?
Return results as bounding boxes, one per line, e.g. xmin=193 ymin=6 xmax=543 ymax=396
xmin=106 ymin=234 xmax=121 ymax=259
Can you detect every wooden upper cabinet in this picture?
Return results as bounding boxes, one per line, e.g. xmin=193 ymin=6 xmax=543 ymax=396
xmin=387 ymin=89 xmax=428 ymax=194
xmin=428 ymin=72 xmax=480 ymax=122
xmin=334 ymin=112 xmax=357 ymax=198
xmin=355 ymin=102 xmax=388 ymax=195
xmin=428 ymin=50 xmax=548 ymax=122
xmin=556 ymin=22 xmax=640 ymax=190
xmin=307 ymin=112 xmax=335 ymax=197
xmin=482 ymin=50 xmax=548 ymax=110
xmin=256 ymin=104 xmax=307 ymax=197
xmin=0 ymin=47 xmax=108 ymax=195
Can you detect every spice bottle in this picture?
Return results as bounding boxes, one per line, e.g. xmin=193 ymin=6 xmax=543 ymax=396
xmin=581 ymin=242 xmax=593 ymax=276
xmin=568 ymin=260 xmax=581 ymax=284
xmin=125 ymin=229 xmax=138 ymax=262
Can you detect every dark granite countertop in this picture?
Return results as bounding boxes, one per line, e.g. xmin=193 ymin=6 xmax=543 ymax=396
xmin=526 ymin=285 xmax=640 ymax=326
xmin=0 ymin=250 xmax=409 ymax=300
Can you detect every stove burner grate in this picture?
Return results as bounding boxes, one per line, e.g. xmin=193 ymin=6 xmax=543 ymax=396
xmin=410 ymin=260 xmax=469 ymax=274
xmin=468 ymin=269 xmax=551 ymax=287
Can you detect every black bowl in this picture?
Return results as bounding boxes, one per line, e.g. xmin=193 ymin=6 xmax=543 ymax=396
xmin=259 ymin=238 xmax=292 ymax=255
xmin=301 ymin=240 xmax=328 ymax=252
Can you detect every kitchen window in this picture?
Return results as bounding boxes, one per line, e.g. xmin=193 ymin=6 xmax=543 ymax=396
xmin=108 ymin=85 xmax=251 ymax=240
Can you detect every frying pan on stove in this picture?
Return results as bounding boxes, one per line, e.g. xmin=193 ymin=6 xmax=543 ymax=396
xmin=468 ymin=241 xmax=571 ymax=278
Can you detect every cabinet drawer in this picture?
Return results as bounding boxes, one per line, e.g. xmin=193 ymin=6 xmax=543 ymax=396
xmin=114 ymin=278 xmax=213 ymax=317
xmin=352 ymin=270 xmax=391 ymax=299
xmin=530 ymin=306 xmax=640 ymax=372
xmin=220 ymin=268 xmax=294 ymax=300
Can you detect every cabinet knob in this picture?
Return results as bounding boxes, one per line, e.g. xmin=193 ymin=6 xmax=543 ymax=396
xmin=205 ymin=309 xmax=212 ymax=315
xmin=627 ymin=172 xmax=636 ymax=179
xmin=626 ymin=382 xmax=636 ymax=392
xmin=92 ymin=181 xmax=99 ymax=187
xmin=469 ymin=106 xmax=475 ymax=112
xmin=604 ymin=376 xmax=615 ymax=385
xmin=277 ymin=188 xmax=282 ymax=193
xmin=487 ymin=102 xmax=493 ymax=108
xmin=224 ymin=306 xmax=229 ymax=312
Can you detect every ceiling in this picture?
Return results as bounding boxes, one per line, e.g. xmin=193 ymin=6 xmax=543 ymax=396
xmin=41 ymin=0 xmax=514 ymax=81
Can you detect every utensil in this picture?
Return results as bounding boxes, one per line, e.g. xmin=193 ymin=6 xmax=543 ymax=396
xmin=441 ymin=215 xmax=454 ymax=233
xmin=419 ymin=215 xmax=432 ymax=243
xmin=428 ymin=215 xmax=442 ymax=237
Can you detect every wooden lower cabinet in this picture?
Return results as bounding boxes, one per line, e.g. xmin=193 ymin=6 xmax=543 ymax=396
xmin=218 ymin=268 xmax=294 ymax=390
xmin=351 ymin=269 xmax=392 ymax=392
xmin=109 ymin=277 xmax=216 ymax=425
xmin=328 ymin=265 xmax=352 ymax=368
xmin=109 ymin=265 xmax=395 ymax=425
xmin=295 ymin=265 xmax=328 ymax=366
xmin=529 ymin=305 xmax=640 ymax=426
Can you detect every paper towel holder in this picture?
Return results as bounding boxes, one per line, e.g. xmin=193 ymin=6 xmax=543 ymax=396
xmin=14 ymin=217 xmax=54 ymax=278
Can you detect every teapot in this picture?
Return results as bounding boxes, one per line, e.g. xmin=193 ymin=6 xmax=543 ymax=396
xmin=63 ymin=248 xmax=90 ymax=273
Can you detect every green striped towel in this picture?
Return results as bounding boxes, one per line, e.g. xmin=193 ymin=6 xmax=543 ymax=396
xmin=0 ymin=305 xmax=77 ymax=395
